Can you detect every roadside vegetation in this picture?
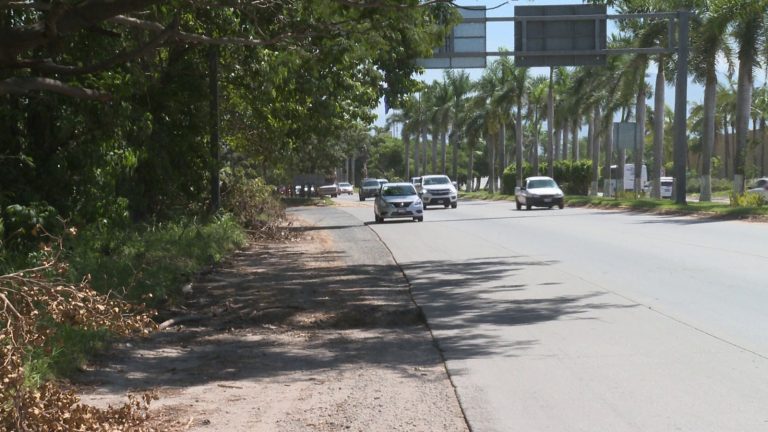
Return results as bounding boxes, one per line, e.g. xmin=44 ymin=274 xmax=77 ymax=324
xmin=1 ymin=1 xmax=456 ymax=430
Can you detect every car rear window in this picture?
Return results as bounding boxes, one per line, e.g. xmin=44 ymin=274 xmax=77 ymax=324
xmin=661 ymin=181 xmax=673 ymax=187
xmin=363 ymin=180 xmax=380 ymax=186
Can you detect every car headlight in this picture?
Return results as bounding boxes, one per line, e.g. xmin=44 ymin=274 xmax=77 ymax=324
xmin=554 ymin=192 xmax=564 ymax=198
xmin=414 ymin=199 xmax=423 ymax=206
xmin=527 ymin=192 xmax=539 ymax=198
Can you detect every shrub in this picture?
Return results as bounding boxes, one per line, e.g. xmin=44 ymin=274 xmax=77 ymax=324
xmin=221 ymin=167 xmax=285 ymax=229
xmin=67 ymin=214 xmax=246 ymax=305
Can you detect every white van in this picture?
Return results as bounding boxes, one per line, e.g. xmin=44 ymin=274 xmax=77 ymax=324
xmin=659 ymin=177 xmax=674 ymax=199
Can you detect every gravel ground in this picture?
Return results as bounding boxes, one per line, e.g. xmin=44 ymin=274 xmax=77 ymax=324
xmin=75 ymin=209 xmax=468 ymax=431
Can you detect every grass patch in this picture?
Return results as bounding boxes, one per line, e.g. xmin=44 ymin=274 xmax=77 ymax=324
xmin=67 ymin=213 xmax=247 ymax=306
xmin=461 ymin=191 xmax=516 ymax=201
xmin=282 ymin=196 xmax=335 ymax=207
xmin=565 ymin=196 xmax=768 ymax=220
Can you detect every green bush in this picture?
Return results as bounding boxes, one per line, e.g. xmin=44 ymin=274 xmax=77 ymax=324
xmin=221 ymin=167 xmax=285 ymax=229
xmin=730 ymin=192 xmax=766 ymax=208
xmin=502 ymin=159 xmax=593 ymax=195
xmin=67 ymin=214 xmax=246 ymax=306
xmin=2 ymin=202 xmax=60 ymax=249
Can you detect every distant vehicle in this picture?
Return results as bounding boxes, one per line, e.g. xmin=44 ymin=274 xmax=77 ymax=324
xmin=420 ymin=174 xmax=458 ymax=209
xmin=515 ymin=176 xmax=565 ymax=210
xmin=338 ymin=182 xmax=354 ymax=195
xmin=410 ymin=176 xmax=422 ymax=194
xmin=659 ymin=177 xmax=674 ymax=199
xmin=359 ymin=178 xmax=382 ymax=201
xmin=374 ymin=182 xmax=423 ymax=223
xmin=747 ymin=177 xmax=768 ymax=201
xmin=377 ymin=178 xmax=389 ymax=187
xmin=317 ymin=183 xmax=340 ymax=197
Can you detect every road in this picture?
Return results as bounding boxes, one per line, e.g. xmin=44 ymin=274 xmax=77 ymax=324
xmin=298 ymin=196 xmax=768 ymax=432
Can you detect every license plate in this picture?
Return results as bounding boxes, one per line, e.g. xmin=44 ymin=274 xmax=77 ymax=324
xmin=544 ymin=198 xmax=552 ymax=203
xmin=397 ymin=209 xmax=406 ymax=214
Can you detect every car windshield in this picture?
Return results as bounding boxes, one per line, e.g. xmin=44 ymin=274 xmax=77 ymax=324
xmin=339 ymin=183 xmax=351 ymax=187
xmin=382 ymin=185 xmax=416 ymax=196
xmin=661 ymin=181 xmax=673 ymax=187
xmin=363 ymin=180 xmax=380 ymax=187
xmin=423 ymin=176 xmax=449 ymax=186
xmin=528 ymin=179 xmax=557 ymax=189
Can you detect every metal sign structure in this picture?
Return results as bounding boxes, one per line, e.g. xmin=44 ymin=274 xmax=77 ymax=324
xmin=514 ymin=5 xmax=607 ymax=67
xmin=417 ymin=6 xmax=486 ymax=69
xmin=613 ymin=122 xmax=637 ymax=151
xmin=413 ymin=5 xmax=689 ymax=204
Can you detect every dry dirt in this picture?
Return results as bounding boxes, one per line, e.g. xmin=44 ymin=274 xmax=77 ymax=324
xmin=75 ymin=216 xmax=469 ymax=431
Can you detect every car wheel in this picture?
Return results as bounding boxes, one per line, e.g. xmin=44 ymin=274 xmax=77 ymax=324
xmin=332 ymin=194 xmax=337 ymax=198
xmin=526 ymin=203 xmax=532 ymax=210
xmin=423 ymin=204 xmax=428 ymax=210
xmin=451 ymin=202 xmax=457 ymax=209
xmin=516 ymin=199 xmax=522 ymax=210
xmin=359 ymin=196 xmax=364 ymax=201
xmin=414 ymin=216 xmax=423 ymax=222
xmin=444 ymin=203 xmax=449 ymax=208
xmin=558 ymin=202 xmax=564 ymax=209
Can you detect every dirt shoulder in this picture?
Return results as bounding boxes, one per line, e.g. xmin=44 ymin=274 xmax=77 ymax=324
xmin=75 ymin=215 xmax=468 ymax=432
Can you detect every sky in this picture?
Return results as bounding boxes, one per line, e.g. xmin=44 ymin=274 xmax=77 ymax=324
xmin=372 ymin=0 xmax=767 ymax=129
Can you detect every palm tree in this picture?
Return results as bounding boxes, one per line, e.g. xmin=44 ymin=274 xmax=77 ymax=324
xmin=445 ymin=70 xmax=473 ymax=181
xmin=753 ymin=84 xmax=768 ymax=176
xmin=690 ymin=5 xmax=732 ymax=201
xmin=526 ymin=75 xmax=548 ymax=175
xmin=725 ymin=0 xmax=767 ymax=194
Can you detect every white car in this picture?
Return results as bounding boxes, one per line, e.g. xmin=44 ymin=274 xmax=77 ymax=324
xmin=420 ymin=175 xmax=458 ymax=209
xmin=317 ymin=183 xmax=339 ymax=197
xmin=747 ymin=177 xmax=768 ymax=201
xmin=515 ymin=176 xmax=565 ymax=210
xmin=374 ymin=182 xmax=424 ymax=223
xmin=338 ymin=182 xmax=354 ymax=195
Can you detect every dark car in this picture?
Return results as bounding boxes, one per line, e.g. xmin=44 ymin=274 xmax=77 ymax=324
xmin=359 ymin=178 xmax=382 ymax=201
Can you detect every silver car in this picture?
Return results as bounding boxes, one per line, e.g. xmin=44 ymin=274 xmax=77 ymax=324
xmin=374 ymin=182 xmax=424 ymax=223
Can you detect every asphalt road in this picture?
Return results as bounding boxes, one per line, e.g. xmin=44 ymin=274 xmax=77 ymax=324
xmin=297 ymin=195 xmax=768 ymax=432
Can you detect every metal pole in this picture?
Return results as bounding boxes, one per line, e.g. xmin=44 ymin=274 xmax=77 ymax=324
xmin=673 ymin=10 xmax=689 ymax=204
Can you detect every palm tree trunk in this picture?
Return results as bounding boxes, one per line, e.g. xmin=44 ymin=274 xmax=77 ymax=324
xmin=467 ymin=142 xmax=474 ymax=192
xmin=635 ymin=84 xmax=647 ymax=195
xmin=403 ymin=131 xmax=411 ymax=180
xmin=516 ymin=101 xmax=524 ymax=187
xmin=700 ymin=68 xmax=716 ymax=202
xmin=451 ymin=130 xmax=459 ymax=182
xmin=488 ymin=133 xmax=496 ymax=193
xmin=499 ymin=122 xmax=507 ymax=176
xmin=652 ymin=58 xmax=665 ymax=199
xmin=761 ymin=117 xmax=766 ymax=176
xmin=561 ymin=127 xmax=568 ymax=161
xmin=547 ymin=68 xmax=555 ymax=177
xmin=440 ymin=130 xmax=447 ymax=175
xmin=734 ymin=53 xmax=753 ymax=194
xmin=571 ymin=119 xmax=579 ymax=160
xmin=421 ymin=129 xmax=429 ymax=175
xmin=587 ymin=112 xmax=594 ymax=160
xmin=431 ymin=126 xmax=439 ymax=174
xmin=414 ymin=131 xmax=420 ymax=177
xmin=590 ymin=105 xmax=600 ymax=196
xmin=604 ymin=114 xmax=614 ymax=196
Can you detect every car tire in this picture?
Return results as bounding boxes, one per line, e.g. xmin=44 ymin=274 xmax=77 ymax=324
xmin=332 ymin=194 xmax=337 ymax=198
xmin=423 ymin=204 xmax=428 ymax=210
xmin=558 ymin=202 xmax=564 ymax=209
xmin=516 ymin=199 xmax=521 ymax=210
xmin=526 ymin=203 xmax=532 ymax=210
xmin=414 ymin=216 xmax=423 ymax=222
xmin=451 ymin=202 xmax=457 ymax=209
xmin=444 ymin=203 xmax=449 ymax=208
xmin=359 ymin=196 xmax=364 ymax=201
